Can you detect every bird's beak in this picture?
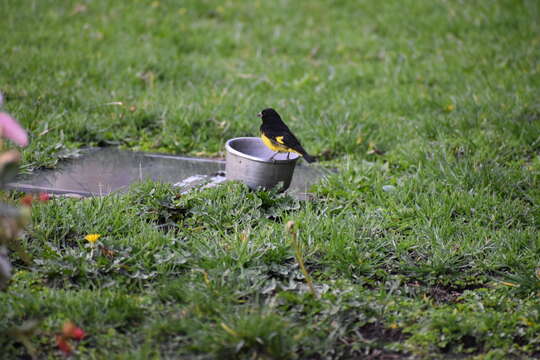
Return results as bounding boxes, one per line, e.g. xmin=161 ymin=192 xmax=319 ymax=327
xmin=256 ymin=112 xmax=262 ymax=118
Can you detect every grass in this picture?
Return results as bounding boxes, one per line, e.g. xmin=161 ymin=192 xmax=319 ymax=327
xmin=1 ymin=0 xmax=539 ymax=358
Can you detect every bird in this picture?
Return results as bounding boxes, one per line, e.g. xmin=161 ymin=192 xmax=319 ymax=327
xmin=257 ymin=108 xmax=315 ymax=163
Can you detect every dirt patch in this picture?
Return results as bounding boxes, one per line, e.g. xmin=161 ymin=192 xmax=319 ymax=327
xmin=302 ymin=346 xmax=409 ymax=360
xmin=405 ymin=280 xmax=488 ymax=304
xmin=151 ymin=201 xmax=189 ymax=233
xmin=347 ymin=322 xmax=410 ymax=359
xmin=358 ymin=322 xmax=409 ymax=343
xmin=363 ymin=349 xmax=409 ymax=360
xmin=427 ymin=286 xmax=462 ymax=304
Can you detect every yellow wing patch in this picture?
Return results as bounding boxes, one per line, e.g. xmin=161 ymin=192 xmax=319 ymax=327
xmin=261 ymin=133 xmax=299 ymax=153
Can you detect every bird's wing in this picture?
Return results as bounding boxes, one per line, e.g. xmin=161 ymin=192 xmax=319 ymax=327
xmin=273 ymin=131 xmax=307 ymax=154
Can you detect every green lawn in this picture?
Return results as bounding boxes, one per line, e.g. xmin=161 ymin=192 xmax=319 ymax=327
xmin=1 ymin=0 xmax=539 ymax=358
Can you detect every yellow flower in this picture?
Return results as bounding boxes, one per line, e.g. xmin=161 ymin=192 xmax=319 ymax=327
xmin=85 ymin=234 xmax=101 ymax=243
xmin=444 ymin=104 xmax=455 ymax=112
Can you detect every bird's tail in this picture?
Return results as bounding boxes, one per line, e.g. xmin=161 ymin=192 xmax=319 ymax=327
xmin=302 ymin=152 xmax=316 ymax=163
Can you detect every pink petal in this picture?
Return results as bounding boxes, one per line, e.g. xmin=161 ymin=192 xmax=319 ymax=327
xmin=0 ymin=112 xmax=28 ymax=147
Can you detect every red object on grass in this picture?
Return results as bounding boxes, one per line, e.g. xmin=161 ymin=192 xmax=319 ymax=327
xmin=20 ymin=194 xmax=33 ymax=206
xmin=71 ymin=327 xmax=85 ymax=341
xmin=62 ymin=321 xmax=86 ymax=340
xmin=55 ymin=335 xmax=72 ymax=355
xmin=20 ymin=193 xmax=51 ymax=206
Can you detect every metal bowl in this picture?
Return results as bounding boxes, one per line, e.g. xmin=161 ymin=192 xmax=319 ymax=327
xmin=225 ymin=137 xmax=299 ymax=191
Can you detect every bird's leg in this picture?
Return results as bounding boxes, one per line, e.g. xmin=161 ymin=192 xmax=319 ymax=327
xmin=268 ymin=152 xmax=278 ymax=162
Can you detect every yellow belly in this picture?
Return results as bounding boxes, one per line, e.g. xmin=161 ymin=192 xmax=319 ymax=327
xmin=261 ymin=133 xmax=300 ymax=154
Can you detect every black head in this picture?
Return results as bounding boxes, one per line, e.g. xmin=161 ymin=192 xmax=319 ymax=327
xmin=257 ymin=108 xmax=282 ymax=124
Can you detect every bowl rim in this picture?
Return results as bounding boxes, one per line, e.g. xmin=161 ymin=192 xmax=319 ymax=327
xmin=225 ymin=137 xmax=299 ymax=164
